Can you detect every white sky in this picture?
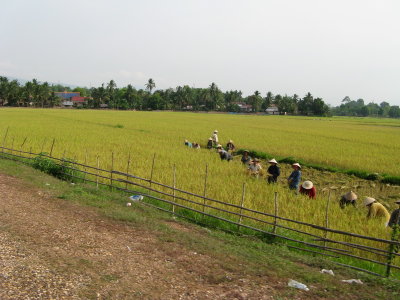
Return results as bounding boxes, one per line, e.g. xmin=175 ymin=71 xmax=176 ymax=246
xmin=1 ymin=0 xmax=399 ymax=106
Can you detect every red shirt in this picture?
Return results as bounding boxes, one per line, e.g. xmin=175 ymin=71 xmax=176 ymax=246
xmin=299 ymin=186 xmax=316 ymax=199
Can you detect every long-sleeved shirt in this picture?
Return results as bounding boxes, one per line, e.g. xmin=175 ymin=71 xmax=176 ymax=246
xmin=267 ymin=165 xmax=280 ymax=178
xmin=226 ymin=142 xmax=235 ymax=151
xmin=299 ymin=186 xmax=316 ymax=199
xmin=388 ymin=209 xmax=400 ymax=228
xmin=288 ymin=170 xmax=301 ymax=189
xmin=248 ymin=163 xmax=262 ymax=174
xmin=212 ymin=133 xmax=219 ymax=143
xmin=367 ymin=202 xmax=390 ymax=223
xmin=219 ymin=150 xmax=232 ymax=161
xmin=241 ymin=155 xmax=251 ymax=165
xmin=207 ymin=140 xmax=213 ymax=149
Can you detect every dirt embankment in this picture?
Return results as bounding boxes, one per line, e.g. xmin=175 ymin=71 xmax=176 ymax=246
xmin=0 ymin=174 xmax=279 ymax=299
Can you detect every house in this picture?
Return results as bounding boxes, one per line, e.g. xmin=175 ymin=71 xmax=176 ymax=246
xmin=234 ymin=102 xmax=252 ymax=112
xmin=55 ymin=92 xmax=88 ymax=107
xmin=266 ymin=104 xmax=279 ymax=115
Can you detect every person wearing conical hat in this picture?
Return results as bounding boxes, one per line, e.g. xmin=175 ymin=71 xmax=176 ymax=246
xmin=226 ymin=139 xmax=235 ymax=152
xmin=267 ymin=158 xmax=280 ymax=183
xmin=207 ymin=137 xmax=213 ymax=149
xmin=364 ymin=197 xmax=390 ymax=225
xmin=216 ymin=144 xmax=232 ymax=161
xmin=241 ymin=150 xmax=251 ymax=166
xmin=248 ymin=158 xmax=262 ymax=178
xmin=184 ymin=139 xmax=192 ymax=148
xmin=340 ymin=191 xmax=358 ymax=209
xmin=212 ymin=130 xmax=219 ymax=146
xmin=388 ymin=200 xmax=400 ymax=228
xmin=299 ymin=181 xmax=316 ymax=199
xmin=288 ymin=163 xmax=301 ymax=190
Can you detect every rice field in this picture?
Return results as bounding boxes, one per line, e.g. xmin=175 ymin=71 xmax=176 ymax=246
xmin=1 ymin=108 xmax=400 ymax=274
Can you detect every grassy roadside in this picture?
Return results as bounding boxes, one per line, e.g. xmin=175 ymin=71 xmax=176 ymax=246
xmin=1 ymin=157 xmax=400 ymax=299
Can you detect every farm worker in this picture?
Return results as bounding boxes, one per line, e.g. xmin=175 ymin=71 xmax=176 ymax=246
xmin=364 ymin=197 xmax=390 ymax=225
xmin=217 ymin=145 xmax=232 ymax=161
xmin=299 ymin=181 xmax=316 ymax=199
xmin=212 ymin=130 xmax=219 ymax=146
xmin=388 ymin=200 xmax=400 ymax=228
xmin=241 ymin=150 xmax=251 ymax=165
xmin=193 ymin=142 xmax=200 ymax=149
xmin=184 ymin=139 xmax=192 ymax=148
xmin=207 ymin=137 xmax=213 ymax=149
xmin=226 ymin=140 xmax=235 ymax=152
xmin=339 ymin=191 xmax=357 ymax=209
xmin=267 ymin=158 xmax=280 ymax=183
xmin=288 ymin=163 xmax=301 ymax=190
xmin=248 ymin=158 xmax=262 ymax=178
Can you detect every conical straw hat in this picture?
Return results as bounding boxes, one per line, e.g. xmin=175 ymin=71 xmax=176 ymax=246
xmin=302 ymin=181 xmax=313 ymax=189
xmin=268 ymin=159 xmax=278 ymax=164
xmin=364 ymin=197 xmax=376 ymax=206
xmin=343 ymin=191 xmax=357 ymax=201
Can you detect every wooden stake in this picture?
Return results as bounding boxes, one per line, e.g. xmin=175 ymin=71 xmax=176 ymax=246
xmin=96 ymin=155 xmax=100 ymax=189
xmin=110 ymin=152 xmax=114 ymax=190
xmin=324 ymin=190 xmax=331 ymax=248
xmin=125 ymin=153 xmax=131 ymax=189
xmin=40 ymin=138 xmax=46 ymax=154
xmin=20 ymin=137 xmax=27 ymax=151
xmin=202 ymin=164 xmax=208 ymax=213
xmin=49 ymin=138 xmax=55 ymax=157
xmin=10 ymin=137 xmax=14 ymax=155
xmin=1 ymin=127 xmax=9 ymax=152
xmin=172 ymin=164 xmax=176 ymax=214
xmin=238 ymin=183 xmax=246 ymax=231
xmin=149 ymin=153 xmax=156 ymax=187
xmin=83 ymin=150 xmax=88 ymax=182
xmin=273 ymin=192 xmax=279 ymax=234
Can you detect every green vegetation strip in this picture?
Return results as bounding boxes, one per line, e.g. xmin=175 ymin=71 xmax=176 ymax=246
xmin=237 ymin=148 xmax=400 ymax=185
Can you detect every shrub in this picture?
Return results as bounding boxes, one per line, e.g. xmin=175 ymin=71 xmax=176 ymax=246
xmin=31 ymin=153 xmax=79 ymax=182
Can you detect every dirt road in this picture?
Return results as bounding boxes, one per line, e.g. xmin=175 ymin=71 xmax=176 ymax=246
xmin=0 ymin=174 xmax=278 ymax=299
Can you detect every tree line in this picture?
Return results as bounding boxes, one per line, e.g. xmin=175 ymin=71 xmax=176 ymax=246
xmin=331 ymin=96 xmax=400 ymax=118
xmin=1 ymin=76 xmax=398 ymax=117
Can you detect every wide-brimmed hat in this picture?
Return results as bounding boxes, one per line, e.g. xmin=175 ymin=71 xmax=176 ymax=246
xmin=268 ymin=158 xmax=278 ymax=164
xmin=229 ymin=139 xmax=233 ymax=143
xmin=243 ymin=150 xmax=249 ymax=153
xmin=216 ymin=144 xmax=222 ymax=148
xmin=214 ymin=130 xmax=218 ymax=133
xmin=395 ymin=199 xmax=400 ymax=205
xmin=292 ymin=163 xmax=301 ymax=169
xmin=208 ymin=137 xmax=212 ymax=140
xmin=364 ymin=197 xmax=376 ymax=206
xmin=302 ymin=181 xmax=313 ymax=189
xmin=343 ymin=191 xmax=357 ymax=201
xmin=252 ymin=158 xmax=260 ymax=162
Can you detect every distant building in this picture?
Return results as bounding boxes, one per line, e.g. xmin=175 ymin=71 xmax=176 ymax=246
xmin=266 ymin=104 xmax=279 ymax=115
xmin=55 ymin=92 xmax=88 ymax=107
xmin=234 ymin=102 xmax=252 ymax=112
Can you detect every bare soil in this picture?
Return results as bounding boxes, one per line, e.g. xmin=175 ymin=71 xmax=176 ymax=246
xmin=0 ymin=173 xmax=281 ymax=299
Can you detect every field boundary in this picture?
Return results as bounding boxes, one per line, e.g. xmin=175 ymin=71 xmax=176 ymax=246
xmin=0 ymin=145 xmax=399 ymax=279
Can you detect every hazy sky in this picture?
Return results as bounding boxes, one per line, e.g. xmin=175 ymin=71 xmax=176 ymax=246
xmin=1 ymin=0 xmax=399 ymax=106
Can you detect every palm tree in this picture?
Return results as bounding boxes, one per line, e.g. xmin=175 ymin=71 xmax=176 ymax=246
xmin=145 ymin=78 xmax=156 ymax=94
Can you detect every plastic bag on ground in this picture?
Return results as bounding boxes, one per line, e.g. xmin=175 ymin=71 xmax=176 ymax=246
xmin=341 ymin=279 xmax=363 ymax=284
xmin=320 ymin=269 xmax=334 ymax=276
xmin=288 ymin=279 xmax=309 ymax=291
xmin=129 ymin=195 xmax=144 ymax=202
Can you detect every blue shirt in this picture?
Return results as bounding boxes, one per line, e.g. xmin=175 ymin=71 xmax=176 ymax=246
xmin=288 ymin=170 xmax=301 ymax=189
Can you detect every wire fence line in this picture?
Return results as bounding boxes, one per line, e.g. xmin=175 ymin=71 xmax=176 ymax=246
xmin=0 ymin=144 xmax=399 ymax=278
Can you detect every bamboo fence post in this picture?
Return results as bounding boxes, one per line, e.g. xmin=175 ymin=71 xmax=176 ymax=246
xmin=10 ymin=137 xmax=14 ymax=155
xmin=49 ymin=138 xmax=55 ymax=157
xmin=172 ymin=164 xmax=176 ymax=214
xmin=2 ymin=127 xmax=9 ymax=153
xmin=29 ymin=147 xmax=33 ymax=159
xmin=125 ymin=153 xmax=131 ymax=190
xmin=110 ymin=152 xmax=114 ymax=190
xmin=386 ymin=214 xmax=400 ymax=277
xmin=83 ymin=150 xmax=88 ymax=182
xmin=202 ymin=164 xmax=208 ymax=213
xmin=237 ymin=183 xmax=246 ymax=231
xmin=40 ymin=138 xmax=46 ymax=153
xmin=149 ymin=153 xmax=156 ymax=187
xmin=273 ymin=192 xmax=279 ymax=234
xmin=20 ymin=137 xmax=27 ymax=152
xmin=324 ymin=190 xmax=332 ymax=249
xmin=96 ymin=155 xmax=100 ymax=189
